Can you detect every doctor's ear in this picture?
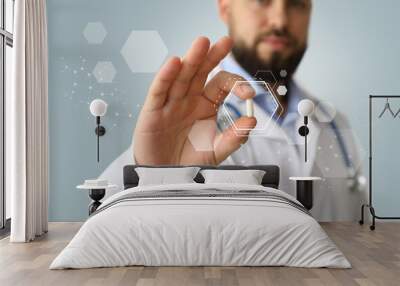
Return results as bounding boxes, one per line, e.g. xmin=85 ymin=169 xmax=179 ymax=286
xmin=217 ymin=0 xmax=230 ymax=24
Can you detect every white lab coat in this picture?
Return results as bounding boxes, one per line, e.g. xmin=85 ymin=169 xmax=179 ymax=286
xmin=99 ymin=62 xmax=367 ymax=222
xmin=209 ymin=58 xmax=367 ymax=221
xmin=218 ymin=92 xmax=366 ymax=221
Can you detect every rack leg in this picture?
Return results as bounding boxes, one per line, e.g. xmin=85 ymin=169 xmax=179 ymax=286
xmin=369 ymin=206 xmax=376 ymax=231
xmin=359 ymin=204 xmax=376 ymax=231
xmin=359 ymin=204 xmax=365 ymax=225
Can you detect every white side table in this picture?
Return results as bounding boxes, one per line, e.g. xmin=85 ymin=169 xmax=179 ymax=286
xmin=289 ymin=177 xmax=321 ymax=210
xmin=77 ymin=184 xmax=117 ymax=215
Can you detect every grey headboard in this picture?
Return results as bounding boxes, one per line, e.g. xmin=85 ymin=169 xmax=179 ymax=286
xmin=123 ymin=165 xmax=280 ymax=189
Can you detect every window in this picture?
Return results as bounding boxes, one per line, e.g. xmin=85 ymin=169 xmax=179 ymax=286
xmin=0 ymin=0 xmax=14 ymax=232
xmin=5 ymin=0 xmax=13 ymax=33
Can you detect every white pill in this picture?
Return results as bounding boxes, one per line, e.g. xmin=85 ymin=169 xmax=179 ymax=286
xmin=246 ymin=99 xmax=254 ymax=117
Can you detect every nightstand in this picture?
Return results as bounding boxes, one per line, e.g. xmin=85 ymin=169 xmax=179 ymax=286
xmin=77 ymin=183 xmax=117 ymax=215
xmin=289 ymin=177 xmax=321 ymax=210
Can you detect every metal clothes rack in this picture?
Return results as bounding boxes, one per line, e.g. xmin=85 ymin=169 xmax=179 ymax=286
xmin=360 ymin=95 xmax=400 ymax=230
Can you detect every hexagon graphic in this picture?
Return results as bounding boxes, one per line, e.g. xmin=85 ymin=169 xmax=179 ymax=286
xmin=254 ymin=70 xmax=278 ymax=88
xmin=315 ymin=128 xmax=366 ymax=178
xmin=280 ymin=69 xmax=288 ymax=78
xmin=221 ymin=80 xmax=283 ymax=137
xmin=188 ymin=120 xmax=217 ymax=152
xmin=83 ymin=22 xmax=107 ymax=44
xmin=277 ymin=85 xmax=288 ymax=96
xmin=121 ymin=30 xmax=168 ymax=73
xmin=93 ymin=61 xmax=116 ymax=83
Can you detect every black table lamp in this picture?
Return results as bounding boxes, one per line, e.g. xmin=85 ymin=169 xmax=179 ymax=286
xmin=298 ymin=99 xmax=315 ymax=162
xmin=89 ymin=99 xmax=108 ymax=162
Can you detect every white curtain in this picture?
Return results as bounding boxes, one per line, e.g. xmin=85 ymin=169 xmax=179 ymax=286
xmin=9 ymin=0 xmax=49 ymax=242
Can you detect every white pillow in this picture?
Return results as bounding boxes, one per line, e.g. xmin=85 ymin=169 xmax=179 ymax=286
xmin=135 ymin=167 xmax=200 ymax=186
xmin=200 ymin=169 xmax=266 ymax=185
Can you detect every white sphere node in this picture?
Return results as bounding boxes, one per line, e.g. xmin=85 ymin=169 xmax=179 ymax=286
xmin=298 ymin=99 xmax=315 ymax=116
xmin=90 ymin=99 xmax=108 ymax=116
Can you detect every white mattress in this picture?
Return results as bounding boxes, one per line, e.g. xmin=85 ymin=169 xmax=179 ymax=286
xmin=50 ymin=183 xmax=350 ymax=269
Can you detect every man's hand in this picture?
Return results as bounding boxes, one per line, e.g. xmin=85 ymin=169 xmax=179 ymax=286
xmin=133 ymin=36 xmax=257 ymax=165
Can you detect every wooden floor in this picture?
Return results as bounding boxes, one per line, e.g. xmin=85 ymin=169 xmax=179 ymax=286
xmin=0 ymin=222 xmax=399 ymax=286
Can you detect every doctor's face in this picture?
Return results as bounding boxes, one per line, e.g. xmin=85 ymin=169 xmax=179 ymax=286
xmin=218 ymin=0 xmax=312 ymax=79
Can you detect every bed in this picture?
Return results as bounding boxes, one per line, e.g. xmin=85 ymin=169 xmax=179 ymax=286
xmin=50 ymin=165 xmax=350 ymax=269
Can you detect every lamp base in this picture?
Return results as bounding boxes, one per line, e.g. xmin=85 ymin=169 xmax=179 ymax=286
xmin=298 ymin=126 xmax=309 ymax=136
xmin=88 ymin=188 xmax=105 ymax=215
xmin=95 ymin=126 xmax=106 ymax=136
xmin=296 ymin=180 xmax=313 ymax=210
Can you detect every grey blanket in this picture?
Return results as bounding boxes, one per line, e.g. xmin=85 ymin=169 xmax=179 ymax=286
xmin=91 ymin=189 xmax=309 ymax=217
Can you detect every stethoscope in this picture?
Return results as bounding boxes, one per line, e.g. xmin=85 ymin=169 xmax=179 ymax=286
xmin=223 ymin=101 xmax=366 ymax=191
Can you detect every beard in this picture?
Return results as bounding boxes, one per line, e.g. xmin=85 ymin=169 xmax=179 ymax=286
xmin=231 ymin=29 xmax=307 ymax=85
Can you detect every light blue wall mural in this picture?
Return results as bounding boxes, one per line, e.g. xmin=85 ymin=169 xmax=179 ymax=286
xmin=48 ymin=0 xmax=400 ymax=221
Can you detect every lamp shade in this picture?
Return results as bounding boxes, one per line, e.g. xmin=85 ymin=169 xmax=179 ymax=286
xmin=298 ymin=99 xmax=315 ymax=117
xmin=90 ymin=99 xmax=108 ymax=117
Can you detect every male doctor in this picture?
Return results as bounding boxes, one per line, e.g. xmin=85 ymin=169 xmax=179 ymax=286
xmin=105 ymin=0 xmax=366 ymax=221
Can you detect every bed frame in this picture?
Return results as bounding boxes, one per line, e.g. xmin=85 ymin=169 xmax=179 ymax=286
xmin=123 ymin=165 xmax=280 ymax=189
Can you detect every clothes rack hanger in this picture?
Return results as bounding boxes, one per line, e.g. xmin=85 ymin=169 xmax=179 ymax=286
xmin=393 ymin=108 xmax=400 ymax=118
xmin=378 ymin=98 xmax=395 ymax=118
